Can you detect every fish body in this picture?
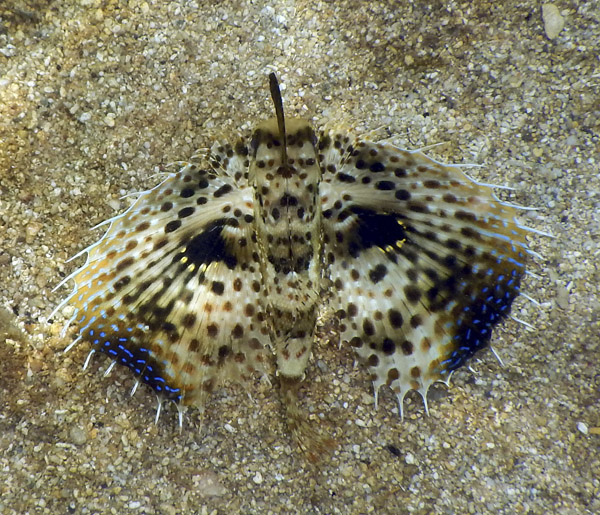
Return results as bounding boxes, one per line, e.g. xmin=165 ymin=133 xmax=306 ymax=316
xmin=57 ymin=75 xmax=535 ymax=451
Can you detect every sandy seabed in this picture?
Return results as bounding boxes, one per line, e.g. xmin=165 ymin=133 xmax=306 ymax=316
xmin=0 ymin=1 xmax=598 ymax=514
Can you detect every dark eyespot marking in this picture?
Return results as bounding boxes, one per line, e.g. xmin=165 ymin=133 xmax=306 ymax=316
xmin=346 ymin=208 xmax=407 ymax=259
xmin=181 ymin=219 xmax=238 ymax=269
xmin=161 ymin=202 xmax=173 ymax=212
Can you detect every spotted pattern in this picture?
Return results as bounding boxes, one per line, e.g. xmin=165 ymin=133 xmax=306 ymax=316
xmin=61 ymin=83 xmax=535 ymax=423
xmin=65 ymin=159 xmax=271 ymax=405
xmin=319 ymin=135 xmax=532 ymax=412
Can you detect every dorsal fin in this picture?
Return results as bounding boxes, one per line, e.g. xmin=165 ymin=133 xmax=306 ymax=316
xmin=269 ymin=73 xmax=288 ymax=165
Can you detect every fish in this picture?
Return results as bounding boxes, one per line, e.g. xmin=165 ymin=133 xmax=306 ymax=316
xmin=52 ymin=73 xmax=541 ymax=458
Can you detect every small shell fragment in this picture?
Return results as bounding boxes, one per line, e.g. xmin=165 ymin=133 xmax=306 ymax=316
xmin=541 ymin=4 xmax=565 ymax=40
